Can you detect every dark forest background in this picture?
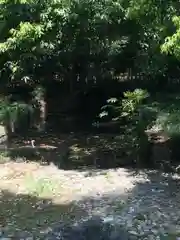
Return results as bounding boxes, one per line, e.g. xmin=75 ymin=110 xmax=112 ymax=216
xmin=0 ymin=0 xmax=180 ymax=171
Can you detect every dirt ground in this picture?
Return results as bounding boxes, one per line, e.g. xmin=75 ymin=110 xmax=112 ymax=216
xmin=0 ymin=160 xmax=137 ymax=238
xmin=1 ymin=160 xmax=180 ymax=239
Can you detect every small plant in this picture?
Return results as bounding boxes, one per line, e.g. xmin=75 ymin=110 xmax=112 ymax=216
xmin=0 ymin=150 xmax=9 ymax=163
xmin=0 ymin=96 xmax=33 ymax=144
xmin=122 ymin=89 xmax=151 ymax=164
xmin=121 ymin=89 xmax=149 ymax=118
xmin=99 ymin=89 xmax=149 ymax=122
xmin=99 ymin=89 xmax=150 ymax=165
xmin=0 ymin=100 xmax=32 ymax=124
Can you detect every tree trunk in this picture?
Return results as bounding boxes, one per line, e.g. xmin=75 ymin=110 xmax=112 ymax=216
xmin=4 ymin=120 xmax=13 ymax=148
xmin=38 ymin=98 xmax=46 ymax=132
xmin=33 ymin=86 xmax=46 ymax=132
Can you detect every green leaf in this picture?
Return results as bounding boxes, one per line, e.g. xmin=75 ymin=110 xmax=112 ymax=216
xmin=99 ymin=111 xmax=108 ymax=118
xmin=107 ymin=98 xmax=118 ymax=103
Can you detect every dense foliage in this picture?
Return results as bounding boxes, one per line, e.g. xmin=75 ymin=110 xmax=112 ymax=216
xmin=0 ymin=0 xmax=178 ymax=91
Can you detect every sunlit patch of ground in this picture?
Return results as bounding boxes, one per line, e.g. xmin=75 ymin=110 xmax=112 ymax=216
xmin=0 ymin=161 xmax=85 ymax=237
xmin=0 ymin=161 xmax=136 ymax=238
xmin=1 ymin=159 xmax=180 ymax=239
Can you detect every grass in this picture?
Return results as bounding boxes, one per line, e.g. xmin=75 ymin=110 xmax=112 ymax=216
xmin=146 ymin=94 xmax=180 ymax=137
xmin=0 ymin=161 xmax=86 ymax=238
xmin=24 ymin=175 xmax=62 ymax=198
xmin=0 ymin=151 xmax=9 ymax=163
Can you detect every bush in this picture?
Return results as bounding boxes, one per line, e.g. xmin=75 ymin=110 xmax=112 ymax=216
xmin=0 ymin=96 xmax=33 ymax=141
xmin=99 ymin=89 xmax=151 ymax=165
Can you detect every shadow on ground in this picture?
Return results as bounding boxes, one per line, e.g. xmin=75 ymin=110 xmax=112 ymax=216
xmin=0 ymin=187 xmax=129 ymax=239
xmin=0 ymin=132 xmax=138 ymax=170
xmin=0 ymin=169 xmax=180 ymax=239
xmin=2 ymin=92 xmax=180 ymax=171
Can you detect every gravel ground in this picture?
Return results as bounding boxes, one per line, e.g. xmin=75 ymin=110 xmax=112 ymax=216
xmin=1 ymin=165 xmax=180 ymax=239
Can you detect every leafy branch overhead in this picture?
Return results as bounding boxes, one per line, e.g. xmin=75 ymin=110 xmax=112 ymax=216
xmin=0 ymin=0 xmax=179 ymax=137
xmin=161 ymin=16 xmax=180 ymax=58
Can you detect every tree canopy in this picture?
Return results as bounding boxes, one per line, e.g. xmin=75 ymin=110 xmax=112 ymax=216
xmin=0 ymin=0 xmax=178 ymax=91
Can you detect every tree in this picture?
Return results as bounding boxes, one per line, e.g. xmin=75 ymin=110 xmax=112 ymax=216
xmin=0 ymin=0 xmax=179 ymax=136
xmin=161 ymin=15 xmax=180 ymax=59
xmin=126 ymin=0 xmax=179 ymax=79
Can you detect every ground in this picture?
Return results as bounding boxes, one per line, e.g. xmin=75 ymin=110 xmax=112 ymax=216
xmin=0 ymin=93 xmax=180 ymax=239
xmin=0 ymin=161 xmax=180 ymax=239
